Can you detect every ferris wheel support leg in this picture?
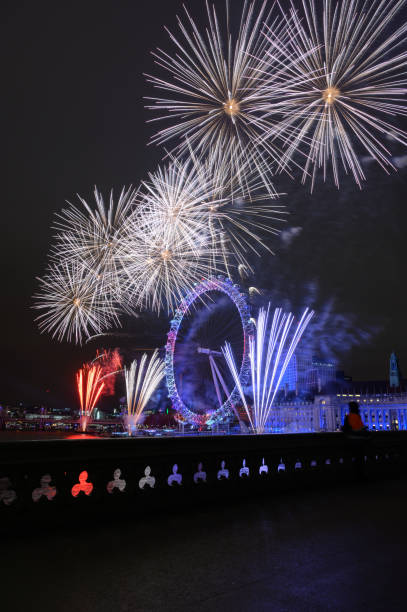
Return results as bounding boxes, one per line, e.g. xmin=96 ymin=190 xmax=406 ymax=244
xmin=209 ymin=356 xmax=224 ymax=410
xmin=210 ymin=356 xmax=246 ymax=433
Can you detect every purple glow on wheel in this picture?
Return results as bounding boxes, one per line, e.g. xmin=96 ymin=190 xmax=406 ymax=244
xmin=165 ymin=276 xmax=253 ymax=426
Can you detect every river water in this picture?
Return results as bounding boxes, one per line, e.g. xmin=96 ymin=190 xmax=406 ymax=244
xmin=0 ymin=430 xmax=105 ymax=442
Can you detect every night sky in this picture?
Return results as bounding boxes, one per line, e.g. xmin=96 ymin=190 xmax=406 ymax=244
xmin=2 ymin=0 xmax=407 ymax=407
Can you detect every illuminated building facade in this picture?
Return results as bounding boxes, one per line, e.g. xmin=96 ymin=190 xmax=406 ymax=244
xmin=315 ymin=393 xmax=407 ymax=432
xmin=281 ymin=351 xmax=337 ymax=395
xmin=263 ymin=392 xmax=407 ymax=433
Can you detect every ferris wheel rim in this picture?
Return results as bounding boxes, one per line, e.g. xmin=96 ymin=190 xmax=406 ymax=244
xmin=165 ymin=276 xmax=253 ymax=426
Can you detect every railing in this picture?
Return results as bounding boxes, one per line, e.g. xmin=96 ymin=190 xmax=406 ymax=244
xmin=1 ymin=432 xmax=407 ymax=523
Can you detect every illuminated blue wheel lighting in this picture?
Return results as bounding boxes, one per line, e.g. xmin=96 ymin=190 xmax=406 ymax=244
xmin=165 ymin=276 xmax=253 ymax=426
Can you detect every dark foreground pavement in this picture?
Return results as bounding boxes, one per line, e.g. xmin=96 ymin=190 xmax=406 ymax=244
xmin=2 ymin=478 xmax=406 ymax=612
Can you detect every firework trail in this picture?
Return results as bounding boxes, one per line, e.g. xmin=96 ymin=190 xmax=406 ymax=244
xmin=260 ymin=0 xmax=407 ymax=189
xmin=76 ymin=363 xmax=105 ymax=432
xmin=124 ymin=349 xmax=165 ymax=435
xmin=223 ymin=305 xmax=314 ymax=433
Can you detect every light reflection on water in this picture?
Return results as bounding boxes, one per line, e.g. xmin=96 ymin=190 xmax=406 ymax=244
xmin=0 ymin=431 xmax=104 ymax=442
xmin=65 ymin=434 xmax=103 ymax=440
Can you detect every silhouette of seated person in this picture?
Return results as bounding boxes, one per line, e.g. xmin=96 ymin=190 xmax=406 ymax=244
xmin=71 ymin=471 xmax=93 ymax=497
xmin=139 ymin=466 xmax=155 ymax=489
xmin=193 ymin=462 xmax=206 ymax=483
xmin=342 ymin=401 xmax=368 ymax=436
xmin=217 ymin=460 xmax=229 ymax=480
xmin=168 ymin=464 xmax=182 ymax=486
xmin=107 ymin=469 xmax=126 ymax=494
xmin=32 ymin=474 xmax=57 ymax=502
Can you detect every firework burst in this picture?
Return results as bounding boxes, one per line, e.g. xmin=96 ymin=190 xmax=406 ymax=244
xmin=118 ymin=148 xmax=285 ymax=312
xmin=92 ymin=348 xmax=123 ymax=395
xmin=134 ymin=151 xmax=225 ymax=253
xmin=52 ymin=186 xmax=137 ymax=305
xmin=118 ymin=214 xmax=215 ymax=314
xmin=117 ymin=153 xmax=220 ymax=314
xmin=261 ymin=0 xmax=407 ymax=189
xmin=33 ymin=262 xmax=120 ymax=344
xmin=145 ymin=0 xmax=295 ymax=186
xmin=191 ymin=146 xmax=286 ymax=274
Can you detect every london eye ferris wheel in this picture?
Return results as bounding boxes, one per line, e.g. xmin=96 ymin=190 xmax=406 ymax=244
xmin=165 ymin=277 xmax=253 ymax=426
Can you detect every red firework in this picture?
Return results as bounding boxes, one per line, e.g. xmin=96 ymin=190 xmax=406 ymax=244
xmin=76 ymin=364 xmax=105 ymax=431
xmin=76 ymin=349 xmax=122 ymax=431
xmin=94 ymin=348 xmax=122 ymax=396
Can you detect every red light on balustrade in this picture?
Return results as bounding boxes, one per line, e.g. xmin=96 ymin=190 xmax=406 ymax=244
xmin=71 ymin=471 xmax=93 ymax=497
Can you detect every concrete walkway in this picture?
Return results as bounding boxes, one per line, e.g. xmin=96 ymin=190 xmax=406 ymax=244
xmin=2 ymin=479 xmax=406 ymax=612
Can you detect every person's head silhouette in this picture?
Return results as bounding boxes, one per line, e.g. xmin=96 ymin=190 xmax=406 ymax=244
xmin=348 ymin=401 xmax=360 ymax=414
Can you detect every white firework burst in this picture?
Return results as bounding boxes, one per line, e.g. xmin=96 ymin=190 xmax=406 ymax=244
xmin=52 ymin=186 xmax=137 ymax=305
xmin=145 ymin=0 xmax=296 ymax=186
xmin=148 ymin=148 xmax=285 ymax=270
xmin=118 ymin=210 xmax=216 ymax=314
xmin=191 ymin=146 xmax=287 ymax=274
xmin=134 ymin=151 xmax=226 ymax=254
xmin=261 ymin=0 xmax=407 ymax=189
xmin=117 ymin=152 xmax=224 ymax=314
xmin=118 ymin=149 xmax=286 ymax=313
xmin=33 ymin=262 xmax=120 ymax=344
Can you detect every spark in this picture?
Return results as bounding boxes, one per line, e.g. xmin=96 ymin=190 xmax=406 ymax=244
xmin=238 ymin=264 xmax=250 ymax=279
xmin=124 ymin=350 xmax=165 ymax=435
xmin=261 ymin=0 xmax=407 ymax=189
xmin=223 ymin=305 xmax=314 ymax=433
xmin=249 ymin=287 xmax=261 ymax=296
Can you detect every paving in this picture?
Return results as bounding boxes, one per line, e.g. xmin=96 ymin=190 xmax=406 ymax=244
xmin=2 ymin=478 xmax=406 ymax=612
